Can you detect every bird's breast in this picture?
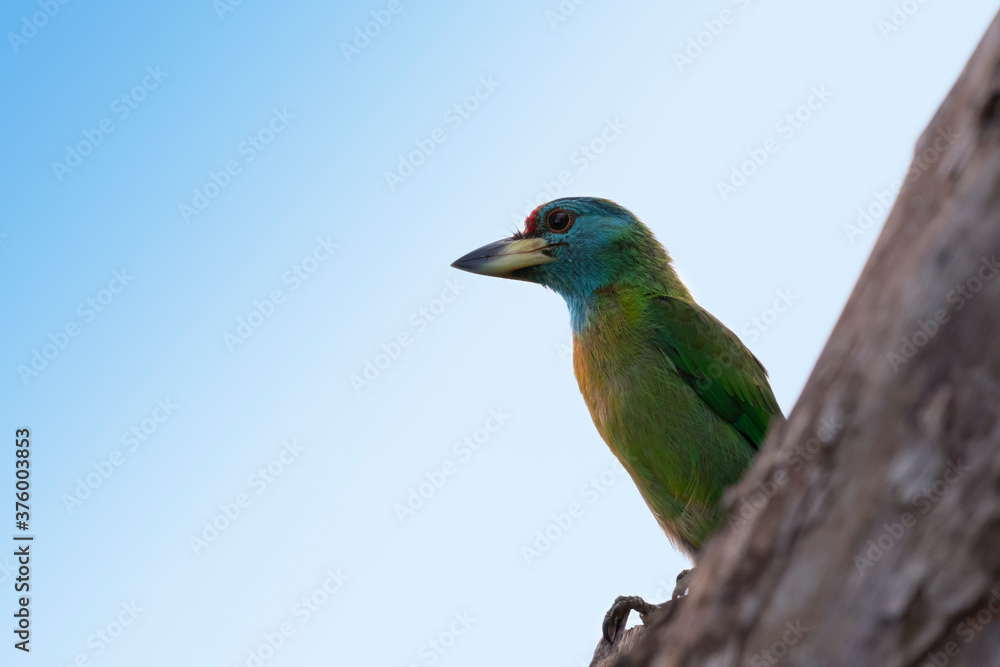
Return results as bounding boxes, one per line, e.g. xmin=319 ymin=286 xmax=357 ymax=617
xmin=570 ymin=295 xmax=656 ymax=437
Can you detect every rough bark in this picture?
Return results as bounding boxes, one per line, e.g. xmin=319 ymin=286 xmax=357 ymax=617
xmin=599 ymin=10 xmax=1000 ymax=667
xmin=592 ymin=626 xmax=652 ymax=667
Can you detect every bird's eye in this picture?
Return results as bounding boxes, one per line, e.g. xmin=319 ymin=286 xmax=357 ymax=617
xmin=545 ymin=209 xmax=573 ymax=233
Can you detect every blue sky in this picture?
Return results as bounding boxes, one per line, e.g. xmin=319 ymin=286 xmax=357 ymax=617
xmin=1 ymin=1 xmax=997 ymax=665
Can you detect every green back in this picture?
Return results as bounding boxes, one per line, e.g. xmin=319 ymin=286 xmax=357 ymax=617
xmin=649 ymin=296 xmax=781 ymax=448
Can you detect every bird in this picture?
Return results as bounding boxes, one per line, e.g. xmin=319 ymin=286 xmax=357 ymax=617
xmin=451 ymin=197 xmax=782 ymax=642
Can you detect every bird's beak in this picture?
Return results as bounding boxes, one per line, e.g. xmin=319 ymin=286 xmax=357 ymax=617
xmin=451 ymin=237 xmax=557 ymax=278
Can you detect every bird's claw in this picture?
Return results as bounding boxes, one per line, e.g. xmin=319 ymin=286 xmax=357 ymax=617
xmin=601 ymin=595 xmax=659 ymax=644
xmin=601 ymin=569 xmax=695 ymax=644
xmin=672 ymin=568 xmax=693 ymax=600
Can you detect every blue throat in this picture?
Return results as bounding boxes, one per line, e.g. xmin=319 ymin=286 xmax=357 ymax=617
xmin=562 ymin=290 xmax=595 ymax=335
xmin=545 ymin=268 xmax=611 ymax=336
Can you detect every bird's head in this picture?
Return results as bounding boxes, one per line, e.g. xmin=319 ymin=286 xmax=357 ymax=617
xmin=452 ymin=197 xmax=680 ymax=301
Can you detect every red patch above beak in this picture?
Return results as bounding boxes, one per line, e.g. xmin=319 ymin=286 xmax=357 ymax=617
xmin=524 ymin=208 xmax=540 ymax=235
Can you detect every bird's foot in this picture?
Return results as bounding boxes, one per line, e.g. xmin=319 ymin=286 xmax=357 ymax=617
xmin=600 ymin=568 xmax=696 ymax=644
xmin=601 ymin=595 xmax=661 ymax=644
xmin=672 ymin=568 xmax=694 ymax=600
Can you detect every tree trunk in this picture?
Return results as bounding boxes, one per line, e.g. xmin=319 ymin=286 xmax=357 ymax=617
xmin=597 ymin=10 xmax=1000 ymax=667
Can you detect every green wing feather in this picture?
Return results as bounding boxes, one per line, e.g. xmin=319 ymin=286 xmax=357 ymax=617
xmin=649 ymin=296 xmax=781 ymax=448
